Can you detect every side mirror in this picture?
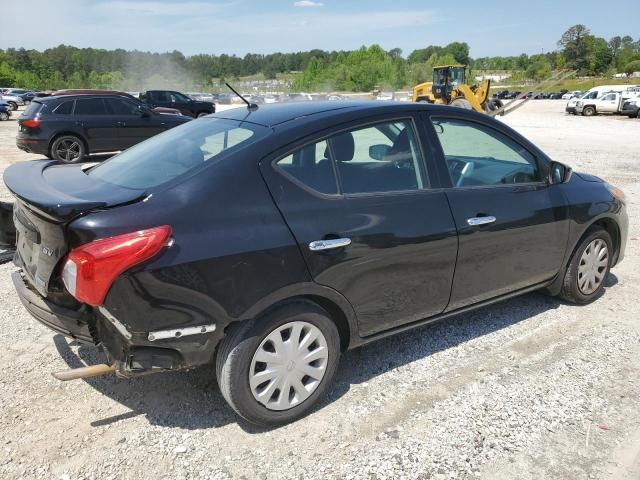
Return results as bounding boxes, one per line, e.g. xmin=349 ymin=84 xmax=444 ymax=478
xmin=369 ymin=144 xmax=392 ymax=160
xmin=549 ymin=161 xmax=572 ymax=184
xmin=138 ymin=105 xmax=151 ymax=117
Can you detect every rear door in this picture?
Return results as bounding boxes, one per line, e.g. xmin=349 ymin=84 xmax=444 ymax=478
xmin=73 ymin=98 xmax=119 ymax=152
xmin=261 ymin=116 xmax=458 ymax=337
xmin=426 ymin=114 xmax=569 ymax=311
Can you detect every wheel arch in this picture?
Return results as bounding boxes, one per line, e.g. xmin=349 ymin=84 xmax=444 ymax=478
xmin=237 ymin=283 xmax=358 ymax=351
xmin=546 ymin=214 xmax=622 ymax=295
xmin=48 ymin=131 xmax=90 ymax=156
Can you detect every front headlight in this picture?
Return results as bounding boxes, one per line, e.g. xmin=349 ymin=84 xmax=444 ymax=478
xmin=605 ymin=183 xmax=626 ymax=203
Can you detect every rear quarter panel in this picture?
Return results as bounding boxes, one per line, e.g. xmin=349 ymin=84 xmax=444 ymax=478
xmin=69 ymin=150 xmax=312 ymax=334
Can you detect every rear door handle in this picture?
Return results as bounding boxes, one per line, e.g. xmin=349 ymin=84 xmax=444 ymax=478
xmin=467 ymin=216 xmax=496 ymax=226
xmin=309 ymin=238 xmax=351 ymax=252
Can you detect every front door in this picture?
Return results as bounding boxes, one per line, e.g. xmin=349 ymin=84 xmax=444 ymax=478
xmin=103 ymin=97 xmax=165 ymax=149
xmin=597 ymin=93 xmax=618 ymax=113
xmin=261 ymin=117 xmax=458 ymax=337
xmin=427 ymin=115 xmax=570 ymax=311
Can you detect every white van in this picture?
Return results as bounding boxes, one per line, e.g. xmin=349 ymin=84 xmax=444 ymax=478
xmin=565 ymin=84 xmax=640 ymax=114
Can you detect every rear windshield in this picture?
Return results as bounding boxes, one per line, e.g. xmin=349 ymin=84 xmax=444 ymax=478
xmin=88 ymin=118 xmax=268 ymax=189
xmin=22 ymin=102 xmax=43 ymax=117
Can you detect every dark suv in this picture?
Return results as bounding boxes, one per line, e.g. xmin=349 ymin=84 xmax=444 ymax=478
xmin=16 ymin=94 xmax=192 ymax=163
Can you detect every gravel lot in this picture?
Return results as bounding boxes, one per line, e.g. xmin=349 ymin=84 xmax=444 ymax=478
xmin=0 ymin=101 xmax=639 ymax=480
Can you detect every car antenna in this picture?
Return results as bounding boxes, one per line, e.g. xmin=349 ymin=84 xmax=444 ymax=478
xmin=225 ymin=82 xmax=258 ymax=110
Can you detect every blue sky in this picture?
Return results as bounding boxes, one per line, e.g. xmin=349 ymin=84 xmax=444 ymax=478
xmin=1 ymin=0 xmax=638 ymax=57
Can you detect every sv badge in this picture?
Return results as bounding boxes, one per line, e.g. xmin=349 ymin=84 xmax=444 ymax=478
xmin=41 ymin=246 xmax=55 ymax=257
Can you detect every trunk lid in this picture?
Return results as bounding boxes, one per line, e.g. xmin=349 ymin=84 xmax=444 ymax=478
xmin=4 ymin=160 xmax=146 ymax=296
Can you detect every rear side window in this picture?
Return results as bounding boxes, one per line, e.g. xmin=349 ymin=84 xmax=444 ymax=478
xmin=88 ymin=118 xmax=268 ymax=189
xmin=277 ymin=140 xmax=337 ymax=194
xmin=75 ymin=98 xmax=107 ymax=115
xmin=53 ymin=100 xmax=74 ymax=115
xmin=331 ymin=121 xmax=425 ymax=194
xmin=275 ymin=119 xmax=426 ymax=195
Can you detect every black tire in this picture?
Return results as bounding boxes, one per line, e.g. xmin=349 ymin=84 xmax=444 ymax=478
xmin=582 ymin=106 xmax=596 ymax=117
xmin=559 ymin=227 xmax=613 ymax=304
xmin=0 ymin=249 xmax=15 ymax=264
xmin=50 ymin=135 xmax=86 ymax=163
xmin=216 ymin=301 xmax=341 ymax=427
xmin=0 ymin=112 xmax=8 ymax=121
xmin=450 ymin=98 xmax=472 ymax=110
xmin=196 ymin=112 xmax=209 ymax=118
xmin=7 ymin=102 xmax=17 ymax=111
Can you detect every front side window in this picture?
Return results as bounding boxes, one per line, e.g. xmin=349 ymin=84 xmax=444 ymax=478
xmin=89 ymin=118 xmax=267 ymax=189
xmin=105 ymin=98 xmax=139 ymax=115
xmin=170 ymin=92 xmax=190 ymax=103
xmin=75 ymin=98 xmax=107 ymax=115
xmin=432 ymin=118 xmax=541 ymax=187
xmin=331 ymin=120 xmax=425 ymax=194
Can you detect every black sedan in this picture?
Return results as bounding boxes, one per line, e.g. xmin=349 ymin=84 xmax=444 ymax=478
xmin=16 ymin=94 xmax=192 ymax=163
xmin=3 ymin=102 xmax=628 ymax=427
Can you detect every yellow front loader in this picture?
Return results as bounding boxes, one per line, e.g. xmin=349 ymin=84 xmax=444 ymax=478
xmin=412 ymin=64 xmax=500 ymax=113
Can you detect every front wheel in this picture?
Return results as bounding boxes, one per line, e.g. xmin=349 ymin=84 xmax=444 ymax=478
xmin=582 ymin=106 xmax=596 ymax=116
xmin=7 ymin=102 xmax=17 ymax=111
xmin=559 ymin=227 xmax=612 ymax=304
xmin=0 ymin=112 xmax=8 ymax=121
xmin=216 ymin=302 xmax=341 ymax=427
xmin=50 ymin=135 xmax=86 ymax=163
xmin=196 ymin=112 xmax=209 ymax=118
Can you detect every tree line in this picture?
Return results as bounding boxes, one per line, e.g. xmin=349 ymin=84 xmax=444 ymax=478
xmin=0 ymin=25 xmax=638 ymax=93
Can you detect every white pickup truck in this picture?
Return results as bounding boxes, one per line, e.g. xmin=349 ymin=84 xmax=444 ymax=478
xmin=575 ymin=90 xmax=640 ymax=116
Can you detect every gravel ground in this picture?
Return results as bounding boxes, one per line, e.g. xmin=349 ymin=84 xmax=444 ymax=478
xmin=0 ymin=100 xmax=639 ymax=480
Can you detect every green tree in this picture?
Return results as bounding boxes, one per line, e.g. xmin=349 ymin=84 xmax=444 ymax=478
xmin=624 ymin=59 xmax=640 ymax=75
xmin=558 ymin=24 xmax=591 ymax=71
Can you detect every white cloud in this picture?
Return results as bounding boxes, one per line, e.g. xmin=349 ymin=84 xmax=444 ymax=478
xmin=293 ymin=0 xmax=324 ymax=7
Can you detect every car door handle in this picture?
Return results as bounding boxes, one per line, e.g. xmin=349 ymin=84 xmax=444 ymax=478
xmin=309 ymin=238 xmax=351 ymax=252
xmin=466 ymin=216 xmax=496 ymax=226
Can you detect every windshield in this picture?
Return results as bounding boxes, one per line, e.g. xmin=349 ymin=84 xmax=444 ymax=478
xmin=89 ymin=118 xmax=269 ymax=189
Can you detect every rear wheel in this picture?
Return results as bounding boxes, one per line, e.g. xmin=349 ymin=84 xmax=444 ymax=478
xmin=582 ymin=106 xmax=596 ymax=116
xmin=50 ymin=135 xmax=86 ymax=163
xmin=450 ymin=98 xmax=472 ymax=110
xmin=0 ymin=112 xmax=8 ymax=121
xmin=559 ymin=227 xmax=612 ymax=304
xmin=7 ymin=102 xmax=17 ymax=111
xmin=216 ymin=301 xmax=341 ymax=427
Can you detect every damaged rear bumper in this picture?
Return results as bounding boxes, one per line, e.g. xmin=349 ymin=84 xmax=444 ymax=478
xmin=13 ymin=270 xmax=224 ymax=377
xmin=12 ymin=271 xmax=94 ymax=344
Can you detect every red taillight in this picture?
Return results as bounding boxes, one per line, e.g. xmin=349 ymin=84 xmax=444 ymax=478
xmin=21 ymin=118 xmax=41 ymax=129
xmin=61 ymin=226 xmax=172 ymax=306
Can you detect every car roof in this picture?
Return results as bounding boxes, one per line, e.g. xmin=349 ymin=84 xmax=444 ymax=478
xmin=35 ymin=94 xmax=134 ymax=102
xmin=213 ymin=101 xmax=433 ymax=128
